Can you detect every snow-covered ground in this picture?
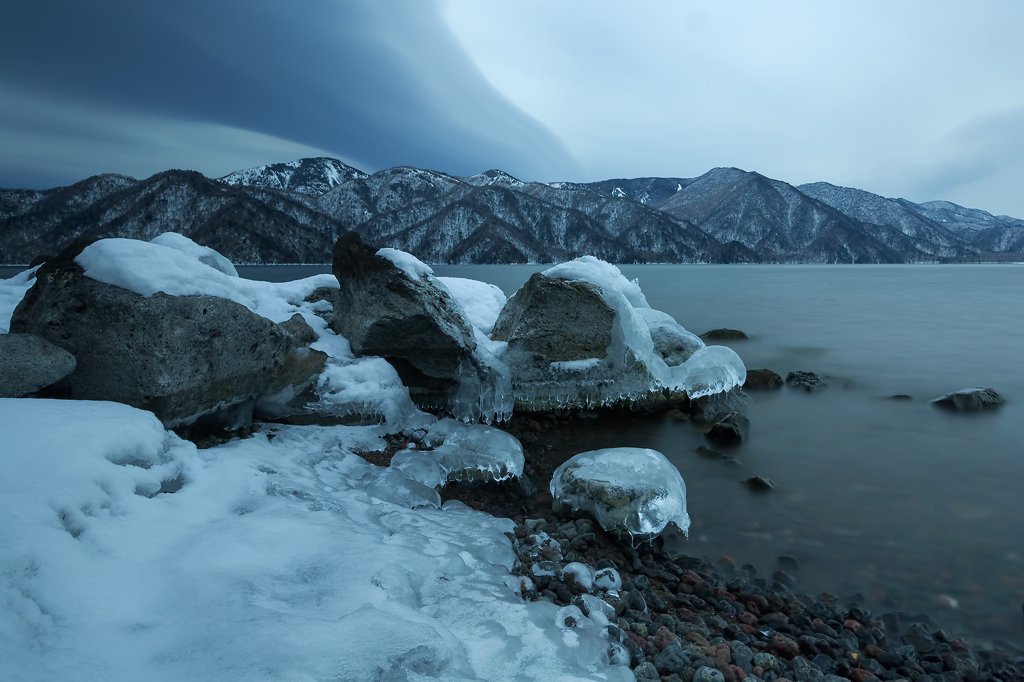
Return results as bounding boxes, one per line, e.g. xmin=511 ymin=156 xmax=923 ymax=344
xmin=0 ymin=236 xmax=738 ymax=681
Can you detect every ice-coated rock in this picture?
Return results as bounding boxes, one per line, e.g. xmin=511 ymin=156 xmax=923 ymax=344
xmin=492 ymin=257 xmax=747 ymax=411
xmin=683 ymin=346 xmax=747 ymax=399
xmin=636 ymin=307 xmax=705 ymax=366
xmin=550 ymin=447 xmax=690 ymax=540
xmin=331 ymin=233 xmax=511 ymax=423
xmin=390 ymin=418 xmax=524 ymax=485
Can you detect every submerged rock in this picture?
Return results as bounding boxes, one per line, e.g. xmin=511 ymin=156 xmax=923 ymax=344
xmin=705 ymin=411 xmax=750 ymax=446
xmin=700 ymin=328 xmax=749 ymax=341
xmin=0 ymin=333 xmax=76 ymax=398
xmin=9 ymin=238 xmax=324 ymax=428
xmin=742 ymin=475 xmax=777 ymax=491
xmin=330 ymin=232 xmax=510 ymax=422
xmin=786 ymin=371 xmax=827 ymax=392
xmin=744 ymin=368 xmax=783 ymax=390
xmin=930 ymin=387 xmax=1004 ymax=411
xmin=550 ymin=447 xmax=690 ymax=540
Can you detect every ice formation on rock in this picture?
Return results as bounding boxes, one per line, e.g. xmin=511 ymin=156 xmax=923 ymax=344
xmin=550 ymin=447 xmax=690 ymax=540
xmin=150 ymin=232 xmax=239 ymax=277
xmin=497 ymin=256 xmax=746 ymax=410
xmin=391 ymin=418 xmax=525 ymax=485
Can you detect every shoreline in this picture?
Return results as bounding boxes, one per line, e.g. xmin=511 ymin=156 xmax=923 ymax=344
xmin=354 ymin=418 xmax=1024 ymax=682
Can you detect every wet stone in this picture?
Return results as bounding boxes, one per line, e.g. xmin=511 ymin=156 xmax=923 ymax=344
xmin=655 ymin=643 xmax=693 ymax=675
xmin=693 ymin=665 xmax=726 ymax=682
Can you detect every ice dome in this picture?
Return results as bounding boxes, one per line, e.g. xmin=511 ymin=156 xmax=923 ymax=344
xmin=550 ymin=448 xmax=690 ymax=540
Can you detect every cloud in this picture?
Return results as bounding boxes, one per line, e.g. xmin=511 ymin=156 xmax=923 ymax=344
xmin=0 ymin=0 xmax=579 ymax=187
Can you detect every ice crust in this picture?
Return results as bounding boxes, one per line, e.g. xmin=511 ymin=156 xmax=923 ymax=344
xmin=376 ymin=246 xmax=434 ymax=280
xmin=392 ymin=418 xmax=525 ymax=486
xmin=550 ymin=447 xmax=691 ymax=540
xmin=150 ymin=231 xmax=239 ymax=277
xmin=0 ymin=265 xmax=40 ymax=333
xmin=0 ymin=399 xmax=630 ymax=681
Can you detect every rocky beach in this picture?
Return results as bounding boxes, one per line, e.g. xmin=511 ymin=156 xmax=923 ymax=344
xmin=1 ymin=233 xmax=1022 ymax=681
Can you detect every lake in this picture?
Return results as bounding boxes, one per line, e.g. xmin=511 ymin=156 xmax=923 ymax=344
xmin=6 ymin=261 xmax=1023 ymax=646
xmin=434 ymin=263 xmax=1024 ymax=649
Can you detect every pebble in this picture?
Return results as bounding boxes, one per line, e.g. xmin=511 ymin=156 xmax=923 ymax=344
xmin=506 ymin=515 xmax=1014 ymax=682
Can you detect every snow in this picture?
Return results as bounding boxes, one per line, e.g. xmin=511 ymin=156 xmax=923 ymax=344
xmin=150 ymin=231 xmax=238 ymax=277
xmin=550 ymin=447 xmax=691 ymax=540
xmin=0 ymin=399 xmax=630 ymax=681
xmin=377 ymin=247 xmax=434 ymax=280
xmin=437 ymin=276 xmax=507 ymax=335
xmin=313 ymin=356 xmax=427 ymax=426
xmin=0 ymin=265 xmax=39 ymax=333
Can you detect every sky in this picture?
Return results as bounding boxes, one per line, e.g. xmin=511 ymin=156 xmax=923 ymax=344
xmin=1 ymin=0 xmax=1023 ymax=217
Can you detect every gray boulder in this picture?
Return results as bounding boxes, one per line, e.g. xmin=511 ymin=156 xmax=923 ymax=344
xmin=330 ymin=233 xmax=509 ymax=422
xmin=492 ymin=272 xmax=663 ymax=411
xmin=0 ymin=333 xmax=77 ymax=398
xmin=492 ymin=272 xmax=614 ymax=362
xmin=931 ymin=387 xmax=1004 ymax=411
xmin=10 ymin=240 xmax=325 ymax=428
xmin=786 ymin=371 xmax=827 ymax=392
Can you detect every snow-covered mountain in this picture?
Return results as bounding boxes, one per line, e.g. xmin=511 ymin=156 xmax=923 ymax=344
xmin=2 ymin=157 xmax=1022 ymax=265
xmin=219 ymin=157 xmax=366 ymax=196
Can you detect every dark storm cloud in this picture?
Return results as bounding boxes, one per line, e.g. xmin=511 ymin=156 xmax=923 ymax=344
xmin=0 ymin=0 xmax=579 ymax=185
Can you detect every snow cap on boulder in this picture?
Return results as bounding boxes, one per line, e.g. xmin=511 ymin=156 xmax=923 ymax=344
xmin=550 ymin=447 xmax=690 ymax=540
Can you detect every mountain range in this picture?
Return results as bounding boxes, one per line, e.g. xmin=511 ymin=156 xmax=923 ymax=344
xmin=2 ymin=157 xmax=1022 ymax=266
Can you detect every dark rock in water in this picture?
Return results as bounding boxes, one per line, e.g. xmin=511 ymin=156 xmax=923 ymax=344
xmin=688 ymin=386 xmax=750 ymax=422
xmin=777 ymin=555 xmax=800 ymax=576
xmin=10 ymin=239 xmax=325 ymax=428
xmin=887 ymin=394 xmax=913 ymax=401
xmin=695 ymin=445 xmax=741 ymax=465
xmin=930 ymin=387 xmax=1004 ymax=411
xmin=492 ymin=272 xmax=614 ymax=361
xmin=742 ymin=475 xmax=777 ymax=491
xmin=700 ymin=328 xmax=749 ymax=341
xmin=0 ymin=333 xmax=76 ymax=398
xmin=744 ymin=368 xmax=783 ymax=390
xmin=706 ymin=411 xmax=750 ymax=446
xmin=787 ymin=371 xmax=827 ymax=392
xmin=330 ymin=232 xmax=507 ymax=420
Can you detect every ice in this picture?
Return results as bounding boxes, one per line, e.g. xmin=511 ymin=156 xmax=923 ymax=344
xmin=0 ymin=399 xmax=629 ymax=681
xmin=377 ymin=246 xmax=434 ymax=280
xmin=394 ymin=418 xmax=524 ymax=485
xmin=313 ymin=356 xmax=425 ymax=426
xmin=150 ymin=232 xmax=238 ymax=277
xmin=682 ymin=345 xmax=747 ymax=399
xmin=550 ymin=447 xmax=691 ymax=540
xmin=0 ymin=265 xmax=39 ymax=333
xmin=635 ymin=307 xmax=705 ymax=366
xmin=562 ymin=561 xmax=595 ymax=592
xmin=531 ymin=256 xmax=746 ymax=407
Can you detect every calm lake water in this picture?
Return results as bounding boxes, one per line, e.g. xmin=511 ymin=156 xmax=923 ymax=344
xmin=8 ymin=262 xmax=1023 ymax=646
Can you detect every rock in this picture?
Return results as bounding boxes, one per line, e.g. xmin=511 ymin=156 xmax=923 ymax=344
xmin=886 ymin=394 xmax=912 ymax=401
xmin=930 ymin=387 xmax=1004 ymax=411
xmin=791 ymin=656 xmax=824 ymax=682
xmin=0 ymin=333 xmax=76 ymax=397
xmin=693 ymin=665 xmax=726 ymax=682
xmin=655 ymin=643 xmax=693 ymax=675
xmin=689 ymin=386 xmax=751 ymax=422
xmin=9 ymin=239 xmax=325 ymax=428
xmin=742 ymin=475 xmax=777 ymax=491
xmin=786 ymin=371 xmax=827 ymax=392
xmin=706 ymin=411 xmax=750 ymax=446
xmin=633 ymin=661 xmax=660 ymax=681
xmin=550 ymin=447 xmax=690 ymax=540
xmin=330 ymin=232 xmax=509 ymax=422
xmin=492 ymin=271 xmax=646 ymax=411
xmin=700 ymin=328 xmax=750 ymax=341
xmin=278 ymin=312 xmax=319 ymax=346
xmin=492 ymin=272 xmax=615 ymax=362
xmin=745 ymin=368 xmax=784 ymax=390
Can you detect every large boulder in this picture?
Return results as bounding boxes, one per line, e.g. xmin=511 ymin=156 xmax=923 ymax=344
xmin=491 ymin=271 xmax=660 ymax=411
xmin=492 ymin=272 xmax=615 ymax=362
xmin=0 ymin=333 xmax=77 ymax=398
xmin=10 ymin=240 xmax=325 ymax=428
xmin=330 ymin=233 xmax=510 ymax=422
